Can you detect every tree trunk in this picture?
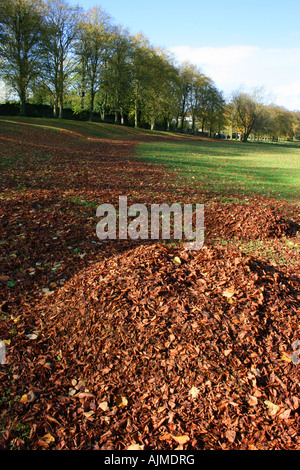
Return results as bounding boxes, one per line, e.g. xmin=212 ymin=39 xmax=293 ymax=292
xmin=134 ymin=99 xmax=138 ymax=128
xmin=58 ymin=58 xmax=64 ymax=119
xmin=19 ymin=88 xmax=26 ymax=116
xmin=59 ymin=92 xmax=64 ymax=119
xmin=81 ymin=89 xmax=85 ymax=111
xmin=120 ymin=107 xmax=124 ymax=125
xmin=90 ymin=92 xmax=95 ymax=122
xmin=53 ymin=94 xmax=59 ymax=119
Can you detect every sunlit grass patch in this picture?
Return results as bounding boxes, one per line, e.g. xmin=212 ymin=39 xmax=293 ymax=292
xmin=136 ymin=140 xmax=300 ymax=202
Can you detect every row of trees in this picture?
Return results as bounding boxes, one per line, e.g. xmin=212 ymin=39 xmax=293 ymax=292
xmin=228 ymin=90 xmax=300 ymax=142
xmin=0 ymin=0 xmax=226 ymax=133
xmin=0 ymin=0 xmax=299 ymax=140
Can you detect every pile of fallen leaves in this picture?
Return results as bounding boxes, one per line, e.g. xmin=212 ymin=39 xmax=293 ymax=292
xmin=205 ymin=201 xmax=298 ymax=241
xmin=1 ymin=242 xmax=300 ymax=450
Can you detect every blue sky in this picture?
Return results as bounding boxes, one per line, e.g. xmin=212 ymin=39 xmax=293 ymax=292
xmin=70 ymin=0 xmax=300 ymax=50
xmin=67 ymin=0 xmax=300 ymax=110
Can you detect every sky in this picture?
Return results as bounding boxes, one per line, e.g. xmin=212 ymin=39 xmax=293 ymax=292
xmin=66 ymin=0 xmax=300 ymax=111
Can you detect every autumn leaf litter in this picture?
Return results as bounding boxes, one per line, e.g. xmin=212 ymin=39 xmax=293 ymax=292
xmin=0 ymin=122 xmax=300 ymax=450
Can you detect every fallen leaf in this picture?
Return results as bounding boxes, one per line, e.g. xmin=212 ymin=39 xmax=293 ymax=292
xmin=75 ymin=380 xmax=86 ymax=391
xmin=127 ymin=444 xmax=143 ymax=450
xmin=20 ymin=391 xmax=36 ymax=403
xmin=99 ymin=401 xmax=109 ymax=411
xmin=42 ymin=287 xmax=54 ymax=296
xmin=20 ymin=394 xmax=29 ymax=403
xmin=38 ymin=433 xmax=55 ymax=448
xmin=224 ymin=349 xmax=232 ymax=356
xmin=264 ymin=400 xmax=280 ymax=416
xmin=159 ymin=433 xmax=173 ymax=441
xmin=116 ymin=396 xmax=128 ymax=407
xmin=189 ymin=386 xmax=200 ymax=399
xmin=222 ymin=287 xmax=236 ymax=298
xmin=281 ymin=352 xmax=292 ymax=363
xmin=26 ymin=333 xmax=39 ymax=340
xmin=278 ymin=409 xmax=291 ymax=420
xmin=248 ymin=396 xmax=258 ymax=406
xmin=83 ymin=410 xmax=95 ymax=420
xmin=78 ymin=392 xmax=94 ymax=399
xmin=171 ymin=434 xmax=189 ymax=444
xmin=27 ymin=391 xmax=37 ymax=402
xmin=225 ymin=430 xmax=236 ymax=443
xmin=248 ymin=444 xmax=258 ymax=450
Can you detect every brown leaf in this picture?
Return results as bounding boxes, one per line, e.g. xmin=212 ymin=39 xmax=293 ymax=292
xmin=171 ymin=434 xmax=190 ymax=445
xmin=225 ymin=430 xmax=236 ymax=443
xmin=116 ymin=396 xmax=128 ymax=407
xmin=127 ymin=444 xmax=144 ymax=450
xmin=278 ymin=409 xmax=291 ymax=420
xmin=189 ymin=386 xmax=200 ymax=399
xmin=264 ymin=400 xmax=280 ymax=417
xmin=38 ymin=433 xmax=55 ymax=448
xmin=99 ymin=401 xmax=109 ymax=412
xmin=248 ymin=396 xmax=258 ymax=406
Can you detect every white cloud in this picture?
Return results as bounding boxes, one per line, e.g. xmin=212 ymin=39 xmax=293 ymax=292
xmin=170 ymin=45 xmax=300 ymax=111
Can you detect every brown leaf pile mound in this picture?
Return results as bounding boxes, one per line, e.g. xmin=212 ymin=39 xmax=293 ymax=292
xmin=4 ymin=242 xmax=299 ymax=450
xmin=205 ymin=202 xmax=298 ymax=241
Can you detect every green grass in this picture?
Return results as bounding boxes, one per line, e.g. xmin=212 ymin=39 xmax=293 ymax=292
xmin=1 ymin=117 xmax=299 ymax=201
xmin=136 ymin=140 xmax=300 ymax=201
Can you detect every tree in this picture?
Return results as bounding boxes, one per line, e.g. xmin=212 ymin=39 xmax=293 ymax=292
xmin=42 ymin=0 xmax=81 ymax=118
xmin=188 ymin=66 xmax=205 ymax=134
xmin=106 ymin=26 xmax=133 ymax=125
xmin=141 ymin=48 xmax=178 ymax=130
xmin=176 ymin=63 xmax=194 ymax=132
xmin=154 ymin=53 xmax=180 ymax=131
xmin=76 ymin=7 xmax=112 ymax=121
xmin=193 ymin=75 xmax=214 ymax=135
xmin=205 ymin=85 xmax=226 ymax=137
xmin=0 ymin=0 xmax=45 ymax=115
xmin=231 ymin=90 xmax=265 ymax=142
xmin=129 ymin=33 xmax=154 ymax=128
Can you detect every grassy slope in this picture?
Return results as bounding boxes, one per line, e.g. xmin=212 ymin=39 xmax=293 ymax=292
xmin=0 ymin=116 xmax=199 ymax=141
xmin=1 ymin=116 xmax=299 ymax=203
xmin=136 ymin=140 xmax=300 ymax=202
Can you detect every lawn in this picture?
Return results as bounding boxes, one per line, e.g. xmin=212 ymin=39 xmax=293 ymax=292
xmin=136 ymin=140 xmax=300 ymax=201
